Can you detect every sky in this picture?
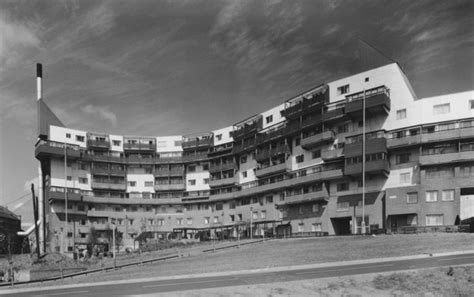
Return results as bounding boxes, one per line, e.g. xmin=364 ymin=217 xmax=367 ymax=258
xmin=0 ymin=0 xmax=473 ymax=224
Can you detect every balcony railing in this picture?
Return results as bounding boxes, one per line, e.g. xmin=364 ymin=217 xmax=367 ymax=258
xmin=155 ymin=156 xmax=183 ymax=164
xmin=344 ymin=159 xmax=390 ymax=177
xmin=421 ymin=126 xmax=474 ymax=144
xmin=91 ymin=181 xmax=127 ymax=190
xmin=209 ymin=162 xmax=237 ymax=173
xmin=182 ymin=137 xmax=213 ymax=149
xmin=345 ymin=86 xmax=390 ymax=118
xmin=322 ymin=106 xmax=345 ymax=122
xmin=301 ymin=131 xmax=335 ymax=150
xmin=321 ymin=148 xmax=344 ymax=161
xmin=127 ymin=155 xmax=155 ymax=164
xmin=256 ymin=144 xmax=291 ymax=162
xmin=279 ymin=187 xmax=328 ymax=206
xmin=419 ymin=150 xmax=474 ymax=166
xmin=182 ymin=153 xmax=209 ymax=162
xmin=255 ymin=161 xmax=290 ymax=177
xmin=123 ymin=142 xmax=156 ymax=151
xmin=387 ymin=134 xmax=422 ymax=149
xmin=86 ymin=139 xmax=110 ymax=149
xmin=209 ymin=176 xmax=236 ymax=188
xmin=301 ymin=114 xmax=322 ymax=129
xmin=35 ymin=140 xmax=82 ymax=160
xmin=154 ymin=184 xmax=186 ymax=191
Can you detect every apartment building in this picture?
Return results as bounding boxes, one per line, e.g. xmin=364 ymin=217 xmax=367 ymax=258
xmin=34 ymin=62 xmax=474 ymax=253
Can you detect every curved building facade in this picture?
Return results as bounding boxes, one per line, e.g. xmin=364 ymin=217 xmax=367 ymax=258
xmin=35 ymin=62 xmax=474 ymax=252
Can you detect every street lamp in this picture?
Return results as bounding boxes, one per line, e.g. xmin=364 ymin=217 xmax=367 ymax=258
xmin=361 ymin=87 xmax=366 ymax=235
xmin=64 ymin=141 xmax=68 ymax=254
xmin=250 ymin=206 xmax=253 ymax=240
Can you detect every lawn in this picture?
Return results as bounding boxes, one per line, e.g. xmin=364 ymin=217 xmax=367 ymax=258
xmin=18 ymin=232 xmax=473 ymax=286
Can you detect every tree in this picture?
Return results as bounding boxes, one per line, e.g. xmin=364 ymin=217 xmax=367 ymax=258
xmin=104 ymin=227 xmax=123 ymax=253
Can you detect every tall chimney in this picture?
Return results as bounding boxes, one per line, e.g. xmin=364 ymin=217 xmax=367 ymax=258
xmin=36 ymin=63 xmax=42 ymax=101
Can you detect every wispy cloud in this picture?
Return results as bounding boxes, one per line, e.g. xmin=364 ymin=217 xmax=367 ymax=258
xmin=81 ymin=104 xmax=117 ymax=127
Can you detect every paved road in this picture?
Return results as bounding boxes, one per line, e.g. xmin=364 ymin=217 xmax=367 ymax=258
xmin=3 ymin=253 xmax=474 ymax=296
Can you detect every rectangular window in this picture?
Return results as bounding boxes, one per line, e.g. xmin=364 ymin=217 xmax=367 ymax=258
xmin=407 ymin=192 xmax=418 ymax=204
xmin=260 ymin=210 xmax=266 ymax=219
xmin=252 ymin=211 xmax=258 ymax=219
xmin=425 ymin=190 xmax=438 ymax=202
xmin=78 ymin=177 xmax=88 ymax=184
xmin=396 ymin=153 xmax=411 ymax=164
xmin=296 ymin=154 xmax=304 ymax=163
xmin=312 ymin=150 xmax=321 ymax=159
xmin=266 ymin=195 xmax=273 ymax=203
xmin=144 ymin=181 xmax=154 ymax=187
xmin=128 ymin=181 xmax=136 ymax=187
xmin=407 ymin=214 xmax=418 ymax=225
xmin=76 ymin=135 xmax=85 ymax=142
xmin=204 ymin=217 xmax=210 ymax=225
xmin=187 ymin=218 xmax=193 ymax=225
xmin=265 ymin=115 xmax=273 ymax=124
xmin=203 ymin=178 xmax=209 ymax=184
xmin=295 ymin=137 xmax=301 ymax=146
xmin=400 ymin=172 xmax=411 ymax=184
xmin=66 ymin=133 xmax=71 ymax=139
xmin=230 ymin=215 xmax=235 ymax=222
xmin=203 ymin=164 xmax=209 ymax=171
xmin=216 ymin=134 xmax=222 ymax=141
xmin=337 ymin=202 xmax=350 ymax=211
xmin=396 ymin=109 xmax=407 ymax=120
xmin=337 ymin=123 xmax=349 ymax=133
xmin=312 ymin=223 xmax=322 ymax=232
xmin=442 ymin=190 xmax=454 ymax=201
xmin=242 ymin=171 xmax=247 ymax=178
xmin=337 ymin=183 xmax=349 ymax=192
xmin=240 ymin=156 xmax=247 ymax=164
xmin=67 ymin=176 xmax=72 ymax=181
xmin=188 ymin=179 xmax=196 ymax=186
xmin=426 ymin=215 xmax=443 ymax=226
xmin=337 ymin=84 xmax=350 ymax=95
xmin=188 ymin=165 xmax=196 ymax=172
xmin=433 ymin=103 xmax=450 ymax=115
xmin=298 ymin=223 xmax=304 ymax=232
xmin=176 ymin=218 xmax=183 ymax=226
xmin=215 ymin=203 xmax=223 ymax=211
xmin=470 ymin=100 xmax=474 ymax=110
xmin=112 ymin=140 xmax=121 ymax=146
xmin=312 ymin=204 xmax=320 ymax=213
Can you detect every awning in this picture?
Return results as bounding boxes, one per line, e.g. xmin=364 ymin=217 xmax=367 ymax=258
xmin=337 ymin=191 xmax=382 ymax=206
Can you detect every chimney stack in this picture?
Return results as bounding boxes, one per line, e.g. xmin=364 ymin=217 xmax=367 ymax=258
xmin=36 ymin=63 xmax=42 ymax=101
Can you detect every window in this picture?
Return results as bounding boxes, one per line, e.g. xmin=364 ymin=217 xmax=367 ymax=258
xmin=296 ymin=155 xmax=304 ymax=163
xmin=337 ymin=202 xmax=350 ymax=211
xmin=266 ymin=195 xmax=273 ymax=203
xmin=66 ymin=133 xmax=71 ymax=138
xmin=312 ymin=223 xmax=322 ymax=232
xmin=295 ymin=137 xmax=301 ymax=146
xmin=252 ymin=211 xmax=258 ymax=219
xmin=298 ymin=223 xmax=304 ymax=232
xmin=79 ymin=177 xmax=88 ymax=184
xmin=128 ymin=181 xmax=136 ymax=187
xmin=237 ymin=214 xmax=242 ymax=221
xmin=337 ymin=183 xmax=349 ymax=192
xmin=230 ymin=215 xmax=235 ymax=222
xmin=396 ymin=153 xmax=411 ymax=164
xmin=242 ymin=171 xmax=247 ymax=178
xmin=240 ymin=156 xmax=247 ymax=164
xmin=112 ymin=140 xmax=121 ymax=146
xmin=174 ymin=140 xmax=182 ymax=147
xmin=337 ymin=84 xmax=350 ymax=95
xmin=460 ymin=165 xmax=474 ymax=176
xmin=265 ymin=115 xmax=273 ymax=124
xmin=312 ymin=150 xmax=321 ymax=159
xmin=396 ymin=109 xmax=407 ymax=120
xmin=203 ymin=178 xmax=209 ymax=185
xmin=203 ymin=164 xmax=209 ymax=171
xmin=216 ymin=134 xmax=222 ymax=141
xmin=299 ymin=206 xmax=304 ymax=214
xmin=312 ymin=204 xmax=320 ymax=213
xmin=338 ymin=123 xmax=349 ymax=133
xmin=400 ymin=173 xmax=411 ymax=184
xmin=470 ymin=100 xmax=474 ymax=110
xmin=204 ymin=217 xmax=210 ymax=224
xmin=176 ymin=218 xmax=183 ymax=226
xmin=76 ymin=135 xmax=85 ymax=142
xmin=407 ymin=192 xmax=418 ymax=204
xmin=188 ymin=165 xmax=196 ymax=172
xmin=67 ymin=176 xmax=72 ymax=181
xmin=260 ymin=211 xmax=266 ymax=219
xmin=215 ymin=203 xmax=223 ymax=210
xmin=187 ymin=218 xmax=193 ymax=225
xmin=407 ymin=215 xmax=417 ymax=226
xmin=433 ymin=103 xmax=450 ymax=115
xmin=365 ymin=77 xmax=369 ymax=82
xmin=426 ymin=215 xmax=443 ymax=226
xmin=442 ymin=190 xmax=454 ymax=201
xmin=188 ymin=179 xmax=196 ymax=186
xmin=425 ymin=190 xmax=438 ymax=202
xmin=144 ymin=181 xmax=154 ymax=187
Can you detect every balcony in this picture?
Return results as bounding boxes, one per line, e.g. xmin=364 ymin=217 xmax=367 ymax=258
xmin=283 ymin=102 xmax=303 ymax=119
xmin=279 ymin=187 xmax=329 ymax=206
xmin=257 ymin=126 xmax=287 ymax=144
xmin=345 ymin=86 xmax=390 ymax=118
xmin=419 ymin=151 xmax=474 ymax=166
xmin=209 ymin=191 xmax=235 ymax=201
xmin=344 ymin=159 xmax=390 ymax=177
xmin=387 ymin=134 xmax=422 ymax=149
xmin=48 ymin=190 xmax=83 ymax=202
xmin=127 ymin=155 xmax=155 ymax=164
xmin=301 ymin=114 xmax=322 ymax=129
xmin=109 ymin=167 xmax=126 ymax=176
xmin=322 ymin=106 xmax=345 ymax=123
xmin=421 ymin=126 xmax=474 ymax=144
xmin=182 ymin=137 xmax=213 ymax=150
xmin=91 ymin=182 xmax=126 ymax=190
xmin=154 ymin=184 xmax=186 ymax=191
xmin=209 ymin=162 xmax=237 ymax=173
xmin=87 ymin=139 xmax=109 ymax=150
xmin=255 ymin=162 xmax=290 ymax=177
xmin=82 ymin=153 xmax=125 ymax=163
xmin=182 ymin=153 xmax=209 ymax=162
xmin=123 ymin=142 xmax=156 ymax=152
xmin=35 ymin=140 xmax=81 ymax=160
xmin=209 ymin=176 xmax=236 ymax=188
xmin=344 ymin=137 xmax=387 ymax=158
xmin=155 ymin=156 xmax=183 ymax=164
xmin=90 ymin=167 xmax=110 ymax=175
xmin=233 ymin=117 xmax=262 ymax=140
xmin=321 ymin=148 xmax=344 ymax=161
xmin=301 ymin=131 xmax=335 ymax=150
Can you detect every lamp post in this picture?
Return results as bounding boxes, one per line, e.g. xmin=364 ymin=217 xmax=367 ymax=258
xmin=64 ymin=141 xmax=68 ymax=253
xmin=112 ymin=223 xmax=116 ymax=269
xmin=250 ymin=206 xmax=253 ymax=240
xmin=361 ymin=87 xmax=366 ymax=235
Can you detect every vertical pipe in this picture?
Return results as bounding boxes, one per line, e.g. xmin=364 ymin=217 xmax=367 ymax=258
xmin=64 ymin=142 xmax=68 ymax=253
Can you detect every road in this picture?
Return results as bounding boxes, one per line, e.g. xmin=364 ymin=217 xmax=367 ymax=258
xmin=2 ymin=253 xmax=474 ymax=296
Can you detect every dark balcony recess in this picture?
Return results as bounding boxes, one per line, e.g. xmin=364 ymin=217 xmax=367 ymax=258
xmin=123 ymin=142 xmax=156 ymax=152
xmin=256 ymin=145 xmax=291 ymax=162
xmin=344 ymin=137 xmax=387 ymax=158
xmin=301 ymin=131 xmax=335 ymax=150
xmin=344 ymin=159 xmax=390 ymax=177
xmin=87 ymin=139 xmax=110 ymax=150
xmin=345 ymin=86 xmax=390 ymax=119
xmin=255 ymin=162 xmax=290 ymax=177
xmin=182 ymin=137 xmax=213 ymax=150
xmin=35 ymin=140 xmax=82 ymax=160
xmin=322 ymin=106 xmax=345 ymax=123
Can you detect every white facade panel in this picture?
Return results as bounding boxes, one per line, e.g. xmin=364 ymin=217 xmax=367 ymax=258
xmin=49 ymin=126 xmax=87 ymax=148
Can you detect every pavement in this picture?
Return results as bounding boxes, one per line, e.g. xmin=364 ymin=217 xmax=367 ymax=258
xmin=1 ymin=250 xmax=474 ymax=296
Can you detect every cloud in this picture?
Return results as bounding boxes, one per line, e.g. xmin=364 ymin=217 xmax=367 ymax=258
xmin=82 ymin=104 xmax=117 ymax=127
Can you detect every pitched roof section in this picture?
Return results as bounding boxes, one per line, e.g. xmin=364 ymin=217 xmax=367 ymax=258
xmin=357 ymin=39 xmax=395 ymax=73
xmin=38 ymin=99 xmax=64 ymax=139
